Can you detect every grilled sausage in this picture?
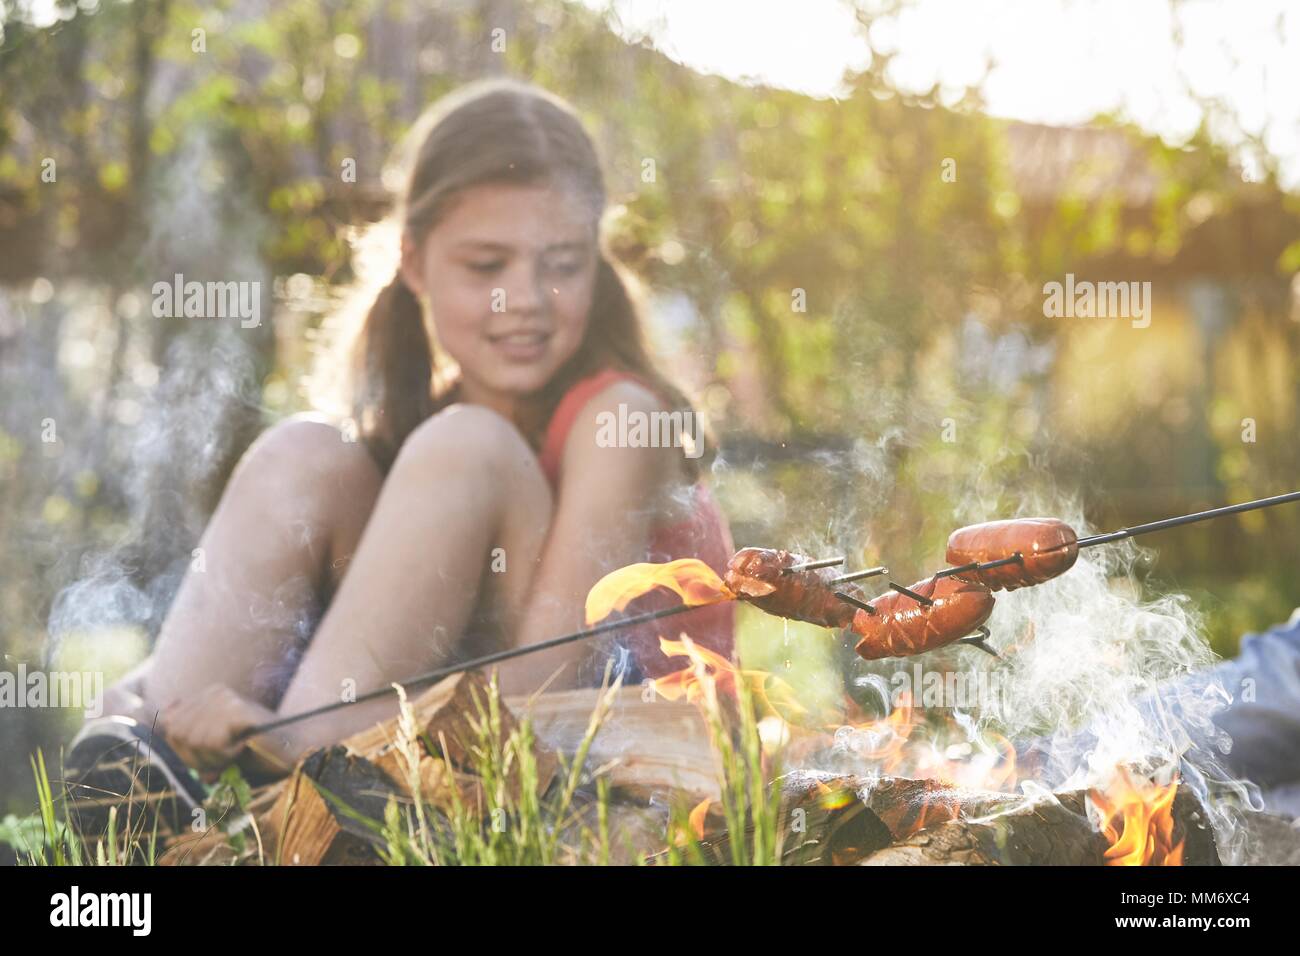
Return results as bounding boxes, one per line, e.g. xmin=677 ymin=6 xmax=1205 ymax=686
xmin=945 ymin=517 xmax=1079 ymax=591
xmin=724 ymin=547 xmax=857 ymax=629
xmin=852 ymin=575 xmax=995 ymax=660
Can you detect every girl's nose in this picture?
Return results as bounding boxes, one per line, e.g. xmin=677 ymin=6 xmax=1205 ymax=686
xmin=502 ymin=261 xmax=546 ymax=313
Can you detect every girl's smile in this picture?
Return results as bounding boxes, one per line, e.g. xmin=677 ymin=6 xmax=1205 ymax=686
xmin=487 ymin=328 xmax=553 ymax=363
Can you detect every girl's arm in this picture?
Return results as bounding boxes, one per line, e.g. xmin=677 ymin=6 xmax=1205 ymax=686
xmin=493 ymin=379 xmax=681 ymax=697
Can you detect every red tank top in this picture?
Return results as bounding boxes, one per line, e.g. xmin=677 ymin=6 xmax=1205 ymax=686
xmin=538 ymin=368 xmax=736 ymax=678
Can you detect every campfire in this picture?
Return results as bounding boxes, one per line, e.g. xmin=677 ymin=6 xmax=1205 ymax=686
xmin=116 ymin=494 xmax=1300 ymax=865
xmin=149 ymin=666 xmax=1219 ymax=867
xmin=1090 ymin=767 xmax=1185 ymax=866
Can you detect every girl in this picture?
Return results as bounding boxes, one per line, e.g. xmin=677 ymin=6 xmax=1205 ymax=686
xmin=87 ymin=78 xmax=735 ymax=778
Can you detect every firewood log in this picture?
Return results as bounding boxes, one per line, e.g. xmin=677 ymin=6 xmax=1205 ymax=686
xmin=687 ymin=774 xmax=1220 ymax=866
xmin=509 ymin=685 xmax=721 ymax=804
xmin=265 ymin=746 xmax=400 ymax=866
xmin=857 ymin=781 xmax=1219 ymax=866
xmin=344 ymin=671 xmax=558 ymax=798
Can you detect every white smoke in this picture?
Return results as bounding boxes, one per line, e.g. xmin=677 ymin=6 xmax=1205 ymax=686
xmin=44 ymin=122 xmax=272 ymax=664
xmin=813 ymin=492 xmax=1264 ymax=864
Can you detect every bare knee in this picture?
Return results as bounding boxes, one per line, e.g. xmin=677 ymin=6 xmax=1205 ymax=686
xmin=228 ymin=416 xmax=383 ymax=571
xmin=392 ymin=404 xmax=552 ymax=548
xmin=394 ymin=404 xmax=543 ymax=479
xmin=238 ymin=416 xmax=380 ymax=490
xmin=394 ymin=405 xmax=552 ymax=633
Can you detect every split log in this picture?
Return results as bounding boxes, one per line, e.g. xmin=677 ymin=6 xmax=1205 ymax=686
xmin=860 ymin=785 xmax=1218 ymax=866
xmin=858 ymin=787 xmax=1108 ymax=866
xmin=689 ymin=774 xmax=1220 ymax=866
xmin=249 ymin=673 xmax=553 ymax=865
xmin=369 ymin=748 xmax=454 ymax=803
xmin=344 ymin=671 xmax=558 ymax=799
xmin=510 ymin=685 xmax=721 ymax=805
xmin=344 ymin=671 xmax=492 ymax=764
xmin=264 ymin=746 xmax=401 ymax=866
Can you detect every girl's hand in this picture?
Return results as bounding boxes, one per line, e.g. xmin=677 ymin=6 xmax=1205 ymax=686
xmin=159 ymin=684 xmax=276 ymax=779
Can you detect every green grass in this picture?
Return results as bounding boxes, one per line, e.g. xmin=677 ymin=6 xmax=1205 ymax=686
xmin=9 ymin=661 xmax=795 ymax=866
xmin=364 ymin=670 xmax=621 ymax=866
xmin=659 ymin=660 xmax=785 ymax=866
xmin=2 ymin=748 xmax=165 ymax=866
xmin=308 ymin=661 xmax=791 ymax=866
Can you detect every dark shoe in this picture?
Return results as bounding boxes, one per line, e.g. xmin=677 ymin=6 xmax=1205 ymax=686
xmin=63 ymin=716 xmax=207 ymax=839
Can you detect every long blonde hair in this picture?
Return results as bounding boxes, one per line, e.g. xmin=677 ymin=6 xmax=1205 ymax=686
xmin=311 ymin=78 xmax=713 ymax=478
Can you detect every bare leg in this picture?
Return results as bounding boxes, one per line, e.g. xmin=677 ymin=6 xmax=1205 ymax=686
xmin=113 ymin=404 xmax=558 ymax=766
xmin=260 ymin=404 xmax=556 ymax=759
xmin=136 ymin=417 xmax=384 ymax=717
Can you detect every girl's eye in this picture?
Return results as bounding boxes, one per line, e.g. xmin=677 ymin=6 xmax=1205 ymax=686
xmin=465 ymin=256 xmax=583 ymax=276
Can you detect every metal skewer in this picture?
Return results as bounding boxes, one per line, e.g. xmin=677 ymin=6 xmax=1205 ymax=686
xmin=237 ymin=491 xmax=1300 ymax=742
xmin=235 ymin=597 xmax=722 ymax=740
xmin=783 ymin=556 xmax=845 ymax=574
xmin=930 ymin=490 xmax=1300 ymax=583
xmin=888 ymin=582 xmax=935 ymax=606
xmin=241 ymin=549 xmax=871 ymax=740
xmin=828 ymin=565 xmax=889 ymax=585
xmin=1071 ymin=490 xmax=1300 ymax=547
xmin=933 ymin=553 xmax=1023 ymax=580
xmin=243 ymin=547 xmax=890 ymax=741
xmin=834 ymin=591 xmax=877 ymax=615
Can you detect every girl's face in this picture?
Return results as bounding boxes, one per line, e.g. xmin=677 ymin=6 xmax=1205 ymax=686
xmin=400 ymin=181 xmax=599 ymax=410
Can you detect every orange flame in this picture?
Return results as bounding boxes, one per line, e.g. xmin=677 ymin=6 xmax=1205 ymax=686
xmin=1089 ymin=768 xmax=1185 ymax=866
xmin=668 ymin=796 xmax=715 ymax=848
xmin=650 ymin=633 xmax=811 ymax=725
xmin=911 ymin=730 xmax=1019 ymax=792
xmin=688 ymin=798 xmax=712 ymax=839
xmin=584 ymin=559 xmax=733 ymax=626
xmin=831 ymin=692 xmax=918 ymax=766
xmin=651 ymin=634 xmax=754 ymax=706
xmin=829 ymin=693 xmax=1019 ymax=795
xmin=588 ymin=561 xmax=1029 ymax=797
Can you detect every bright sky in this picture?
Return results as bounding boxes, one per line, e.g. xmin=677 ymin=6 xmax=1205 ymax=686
xmin=13 ymin=0 xmax=1298 ymax=186
xmin=582 ymin=0 xmax=1300 ymax=188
